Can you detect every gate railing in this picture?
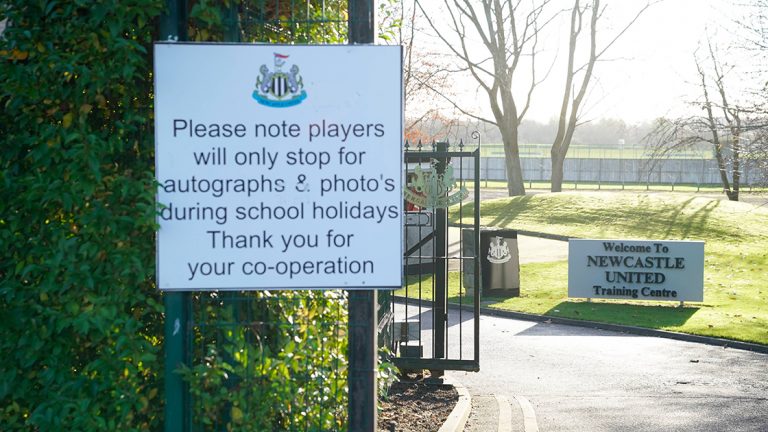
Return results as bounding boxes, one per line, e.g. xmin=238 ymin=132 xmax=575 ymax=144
xmin=382 ymin=140 xmax=481 ymax=373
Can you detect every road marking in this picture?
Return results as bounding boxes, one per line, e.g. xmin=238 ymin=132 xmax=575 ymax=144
xmin=514 ymin=395 xmax=539 ymax=432
xmin=495 ymin=395 xmax=513 ymax=432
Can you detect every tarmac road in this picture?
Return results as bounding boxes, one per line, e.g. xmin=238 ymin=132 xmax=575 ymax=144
xmin=412 ymin=188 xmax=768 ymax=431
xmin=447 ymin=313 xmax=768 ymax=432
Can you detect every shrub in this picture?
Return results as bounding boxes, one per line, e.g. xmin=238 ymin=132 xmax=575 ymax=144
xmin=1 ymin=1 xmax=165 ymax=430
xmin=1 ymin=1 xmax=353 ymax=430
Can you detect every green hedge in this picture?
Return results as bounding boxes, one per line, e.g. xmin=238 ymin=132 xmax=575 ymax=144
xmin=1 ymin=1 xmax=165 ymax=430
xmin=1 ymin=1 xmax=354 ymax=430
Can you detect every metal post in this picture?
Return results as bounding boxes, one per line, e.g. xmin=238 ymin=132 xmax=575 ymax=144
xmin=163 ymin=292 xmax=189 ymax=432
xmin=473 ymin=147 xmax=481 ymax=370
xmin=347 ymin=2 xmax=378 ymax=431
xmin=348 ymin=290 xmax=378 ymax=432
xmin=224 ymin=0 xmax=240 ymax=42
xmin=433 ymin=142 xmax=449 ymax=371
xmin=160 ymin=2 xmax=190 ymax=432
xmin=598 ymin=158 xmax=602 ymax=190
xmin=349 ymin=0 xmax=375 ymax=44
xmin=159 ymin=0 xmax=185 ymax=42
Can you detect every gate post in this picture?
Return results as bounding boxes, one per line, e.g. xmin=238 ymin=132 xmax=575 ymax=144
xmin=163 ymin=292 xmax=189 ymax=432
xmin=347 ymin=290 xmax=378 ymax=432
xmin=348 ymin=1 xmax=378 ymax=431
xmin=433 ymin=142 xmax=449 ymax=373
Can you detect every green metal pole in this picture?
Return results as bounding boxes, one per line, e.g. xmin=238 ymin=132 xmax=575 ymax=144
xmin=224 ymin=0 xmax=240 ymax=42
xmin=433 ymin=142 xmax=448 ymax=372
xmin=348 ymin=2 xmax=378 ymax=431
xmin=159 ymin=0 xmax=185 ymax=42
xmin=347 ymin=290 xmax=378 ymax=432
xmin=163 ymin=292 xmax=189 ymax=432
xmin=160 ymin=2 xmax=189 ymax=432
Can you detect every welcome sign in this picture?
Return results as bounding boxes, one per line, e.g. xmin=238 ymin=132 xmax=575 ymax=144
xmin=154 ymin=43 xmax=403 ymax=290
xmin=569 ymin=239 xmax=704 ymax=302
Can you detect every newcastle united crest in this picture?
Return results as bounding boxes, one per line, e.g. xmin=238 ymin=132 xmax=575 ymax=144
xmin=253 ymin=53 xmax=307 ymax=108
xmin=487 ymin=236 xmax=511 ymax=264
xmin=404 ymin=159 xmax=469 ymax=209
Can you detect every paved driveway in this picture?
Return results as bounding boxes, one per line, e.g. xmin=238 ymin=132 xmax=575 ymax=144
xmin=448 ymin=313 xmax=768 ymax=432
xmin=432 ymin=188 xmax=768 ymax=430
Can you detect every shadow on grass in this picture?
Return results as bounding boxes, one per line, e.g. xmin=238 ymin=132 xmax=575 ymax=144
xmin=447 ymin=195 xmax=536 ymax=226
xmin=663 ymin=197 xmax=721 ymax=239
xmin=487 ymin=195 xmax=534 ymax=227
xmin=469 ymin=192 xmax=746 ymax=242
xmin=541 ymin=301 xmax=700 ymax=330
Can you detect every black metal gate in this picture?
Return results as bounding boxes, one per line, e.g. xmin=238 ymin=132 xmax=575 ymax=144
xmin=386 ymin=141 xmax=481 ymax=372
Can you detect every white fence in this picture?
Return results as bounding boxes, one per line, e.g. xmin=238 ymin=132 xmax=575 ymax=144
xmin=466 ymin=157 xmax=761 ymax=187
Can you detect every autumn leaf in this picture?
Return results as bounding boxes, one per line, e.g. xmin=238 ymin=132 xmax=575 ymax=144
xmin=63 ymin=112 xmax=74 ymax=128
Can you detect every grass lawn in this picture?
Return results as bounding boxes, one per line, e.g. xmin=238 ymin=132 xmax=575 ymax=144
xmin=420 ymin=191 xmax=768 ymax=345
xmin=473 ymin=180 xmax=767 ymax=194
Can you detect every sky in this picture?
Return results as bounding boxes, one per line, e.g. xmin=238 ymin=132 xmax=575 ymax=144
xmin=412 ymin=0 xmax=758 ymax=124
xmin=579 ymin=0 xmax=746 ymax=122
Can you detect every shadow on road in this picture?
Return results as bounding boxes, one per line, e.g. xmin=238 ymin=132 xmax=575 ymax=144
xmin=521 ymin=301 xmax=701 ymax=335
xmin=397 ymin=299 xmax=476 ymax=331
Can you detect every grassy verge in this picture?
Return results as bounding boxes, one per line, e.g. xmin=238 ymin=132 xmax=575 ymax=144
xmin=427 ymin=192 xmax=768 ymax=345
xmin=473 ymin=180 xmax=767 ymax=194
xmin=396 ymin=273 xmax=469 ymax=305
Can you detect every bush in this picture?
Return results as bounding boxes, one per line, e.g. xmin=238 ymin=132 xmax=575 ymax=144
xmin=1 ymin=2 xmax=353 ymax=430
xmin=0 ymin=1 xmax=165 ymax=430
xmin=180 ymin=291 xmax=349 ymax=430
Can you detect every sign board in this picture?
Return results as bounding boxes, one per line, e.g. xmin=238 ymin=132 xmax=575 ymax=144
xmin=568 ymin=239 xmax=704 ymax=302
xmin=154 ymin=43 xmax=403 ymax=290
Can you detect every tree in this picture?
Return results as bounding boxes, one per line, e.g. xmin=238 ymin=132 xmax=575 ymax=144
xmin=377 ymin=0 xmax=460 ymax=143
xmin=399 ymin=2 xmax=459 ymax=141
xmin=416 ymin=0 xmax=650 ymax=196
xmin=736 ymin=0 xmax=768 ymax=52
xmin=736 ymin=0 xmax=768 ymax=186
xmin=416 ymin=0 xmax=554 ymax=196
xmin=549 ymin=0 xmax=651 ymax=192
xmin=647 ymin=40 xmax=749 ymax=201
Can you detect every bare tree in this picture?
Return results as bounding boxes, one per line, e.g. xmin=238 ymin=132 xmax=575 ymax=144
xmin=380 ymin=1 xmax=457 ymax=143
xmin=736 ymin=0 xmax=768 ymax=52
xmin=416 ymin=0 xmax=554 ymax=196
xmin=647 ymin=41 xmax=748 ymax=201
xmin=736 ymin=0 xmax=768 ymax=187
xmin=550 ymin=0 xmax=651 ymax=192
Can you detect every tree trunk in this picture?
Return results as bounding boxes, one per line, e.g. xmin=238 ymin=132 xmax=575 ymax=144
xmin=731 ymin=137 xmax=741 ymax=201
xmin=551 ymin=154 xmax=565 ymax=192
xmin=500 ymin=127 xmax=526 ymax=196
xmin=713 ymin=144 xmax=737 ymax=201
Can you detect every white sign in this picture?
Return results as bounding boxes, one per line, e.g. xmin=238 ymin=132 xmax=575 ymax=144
xmin=154 ymin=43 xmax=403 ymax=290
xmin=568 ymin=240 xmax=704 ymax=302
